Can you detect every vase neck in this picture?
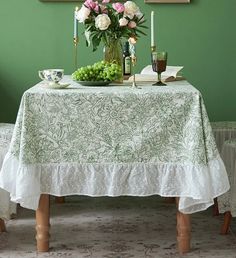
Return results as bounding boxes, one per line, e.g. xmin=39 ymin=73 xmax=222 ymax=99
xmin=105 ymin=38 xmax=121 ymax=47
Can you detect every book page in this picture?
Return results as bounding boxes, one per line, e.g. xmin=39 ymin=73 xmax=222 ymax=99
xmin=128 ymin=65 xmax=185 ymax=82
xmin=141 ymin=65 xmax=184 ymax=77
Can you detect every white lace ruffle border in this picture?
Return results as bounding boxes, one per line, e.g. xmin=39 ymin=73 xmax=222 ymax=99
xmin=0 ymin=152 xmax=230 ymax=214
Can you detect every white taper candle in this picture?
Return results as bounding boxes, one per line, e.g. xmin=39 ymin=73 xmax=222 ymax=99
xmin=151 ymin=11 xmax=155 ymax=47
xmin=74 ymin=7 xmax=79 ymax=39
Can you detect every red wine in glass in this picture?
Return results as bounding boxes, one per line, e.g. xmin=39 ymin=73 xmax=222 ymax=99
xmin=151 ymin=51 xmax=168 ymax=86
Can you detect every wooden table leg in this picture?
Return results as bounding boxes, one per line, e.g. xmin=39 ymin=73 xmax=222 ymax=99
xmin=0 ymin=218 xmax=6 ymax=232
xmin=36 ymin=194 xmax=50 ymax=252
xmin=220 ymin=211 xmax=232 ymax=235
xmin=164 ymin=197 xmax=175 ymax=204
xmin=213 ymin=198 xmax=219 ymax=216
xmin=55 ymin=196 xmax=65 ymax=204
xmin=175 ymin=197 xmax=191 ymax=254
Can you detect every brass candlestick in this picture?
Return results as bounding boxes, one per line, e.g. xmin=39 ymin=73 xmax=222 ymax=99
xmin=131 ymin=55 xmax=141 ymax=89
xmin=73 ymin=37 xmax=79 ymax=71
xmin=128 ymin=38 xmax=140 ymax=89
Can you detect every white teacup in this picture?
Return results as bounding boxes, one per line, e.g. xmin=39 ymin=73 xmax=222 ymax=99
xmin=39 ymin=69 xmax=64 ymax=86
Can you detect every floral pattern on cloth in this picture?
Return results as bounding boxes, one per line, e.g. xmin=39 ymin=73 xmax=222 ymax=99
xmin=11 ymin=85 xmax=217 ymax=165
xmin=0 ymin=123 xmax=14 ymax=149
xmin=0 ymin=79 xmax=230 ymax=213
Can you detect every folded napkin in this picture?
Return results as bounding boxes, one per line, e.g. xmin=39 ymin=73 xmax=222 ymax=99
xmin=128 ymin=65 xmax=185 ymax=82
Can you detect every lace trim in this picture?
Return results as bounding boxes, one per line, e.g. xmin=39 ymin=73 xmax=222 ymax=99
xmin=0 ymin=152 xmax=230 ymax=214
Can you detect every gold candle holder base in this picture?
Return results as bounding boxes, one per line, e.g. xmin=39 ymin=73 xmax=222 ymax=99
xmin=130 ymin=55 xmax=141 ymax=89
xmin=151 ymin=45 xmax=157 ymax=52
xmin=73 ymin=37 xmax=79 ymax=71
xmin=131 ymin=75 xmax=138 ymax=89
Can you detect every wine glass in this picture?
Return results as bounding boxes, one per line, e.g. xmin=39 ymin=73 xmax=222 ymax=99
xmin=151 ymin=51 xmax=168 ymax=86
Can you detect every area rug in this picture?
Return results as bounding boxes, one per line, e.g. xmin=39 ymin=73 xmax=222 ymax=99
xmin=0 ymin=196 xmax=235 ymax=258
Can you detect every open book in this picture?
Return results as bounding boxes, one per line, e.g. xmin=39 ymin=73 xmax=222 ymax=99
xmin=128 ymin=65 xmax=185 ymax=82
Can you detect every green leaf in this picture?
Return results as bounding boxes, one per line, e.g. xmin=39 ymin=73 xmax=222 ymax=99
xmin=92 ymin=35 xmax=101 ymax=52
xmin=85 ymin=29 xmax=91 ymax=47
xmin=139 ymin=25 xmax=149 ymax=29
xmin=135 ymin=28 xmax=147 ymax=36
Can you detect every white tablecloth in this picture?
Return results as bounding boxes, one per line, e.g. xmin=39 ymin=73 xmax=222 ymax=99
xmin=0 ymin=78 xmax=230 ymax=214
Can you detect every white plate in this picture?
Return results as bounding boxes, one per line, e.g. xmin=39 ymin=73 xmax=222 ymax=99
xmin=74 ymin=81 xmax=111 ymax=86
xmin=44 ymin=83 xmax=70 ymax=89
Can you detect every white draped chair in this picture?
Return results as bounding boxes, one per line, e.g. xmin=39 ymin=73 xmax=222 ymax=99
xmin=210 ymin=122 xmax=236 ymax=216
xmin=218 ymin=139 xmax=236 ymax=234
xmin=0 ymin=123 xmax=17 ymax=229
xmin=211 ymin=121 xmax=236 ymax=152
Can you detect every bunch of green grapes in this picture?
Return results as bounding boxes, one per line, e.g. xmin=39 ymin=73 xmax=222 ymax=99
xmin=72 ymin=61 xmax=122 ymax=82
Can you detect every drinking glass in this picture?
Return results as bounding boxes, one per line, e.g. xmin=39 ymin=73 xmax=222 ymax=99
xmin=151 ymin=51 xmax=168 ymax=86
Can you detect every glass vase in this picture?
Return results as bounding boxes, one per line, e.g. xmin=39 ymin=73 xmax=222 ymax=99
xmin=104 ymin=38 xmax=123 ymax=83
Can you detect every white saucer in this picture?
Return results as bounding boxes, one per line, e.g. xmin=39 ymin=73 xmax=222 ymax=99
xmin=44 ymin=83 xmax=70 ymax=89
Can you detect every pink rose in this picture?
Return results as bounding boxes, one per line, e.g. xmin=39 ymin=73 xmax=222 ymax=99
xmin=85 ymin=0 xmax=97 ymax=10
xmin=94 ymin=3 xmax=100 ymax=13
xmin=102 ymin=0 xmax=110 ymax=3
xmin=128 ymin=21 xmax=137 ymax=28
xmin=112 ymin=3 xmax=125 ymax=13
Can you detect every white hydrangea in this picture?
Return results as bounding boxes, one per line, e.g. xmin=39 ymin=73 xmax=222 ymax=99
xmin=124 ymin=1 xmax=139 ymax=19
xmin=76 ymin=5 xmax=91 ymax=23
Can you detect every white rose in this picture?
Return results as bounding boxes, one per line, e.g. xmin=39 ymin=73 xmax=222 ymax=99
xmin=119 ymin=17 xmax=128 ymax=27
xmin=95 ymin=14 xmax=111 ymax=30
xmin=124 ymin=1 xmax=139 ymax=19
xmin=76 ymin=5 xmax=91 ymax=23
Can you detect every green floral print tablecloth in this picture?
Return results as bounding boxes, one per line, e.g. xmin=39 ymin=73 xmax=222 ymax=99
xmin=0 ymin=78 xmax=230 ymax=213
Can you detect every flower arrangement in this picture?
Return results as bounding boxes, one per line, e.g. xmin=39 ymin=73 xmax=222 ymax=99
xmin=75 ymin=0 xmax=147 ymax=51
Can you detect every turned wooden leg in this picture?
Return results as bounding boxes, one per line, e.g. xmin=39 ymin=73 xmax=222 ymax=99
xmin=36 ymin=194 xmax=50 ymax=252
xmin=164 ymin=197 xmax=176 ymax=204
xmin=55 ymin=196 xmax=65 ymax=204
xmin=213 ymin=198 xmax=219 ymax=216
xmin=220 ymin=211 xmax=232 ymax=235
xmin=0 ymin=218 xmax=6 ymax=232
xmin=175 ymin=197 xmax=191 ymax=254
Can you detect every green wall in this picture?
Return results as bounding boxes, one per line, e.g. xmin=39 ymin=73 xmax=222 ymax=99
xmin=0 ymin=0 xmax=235 ymax=122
